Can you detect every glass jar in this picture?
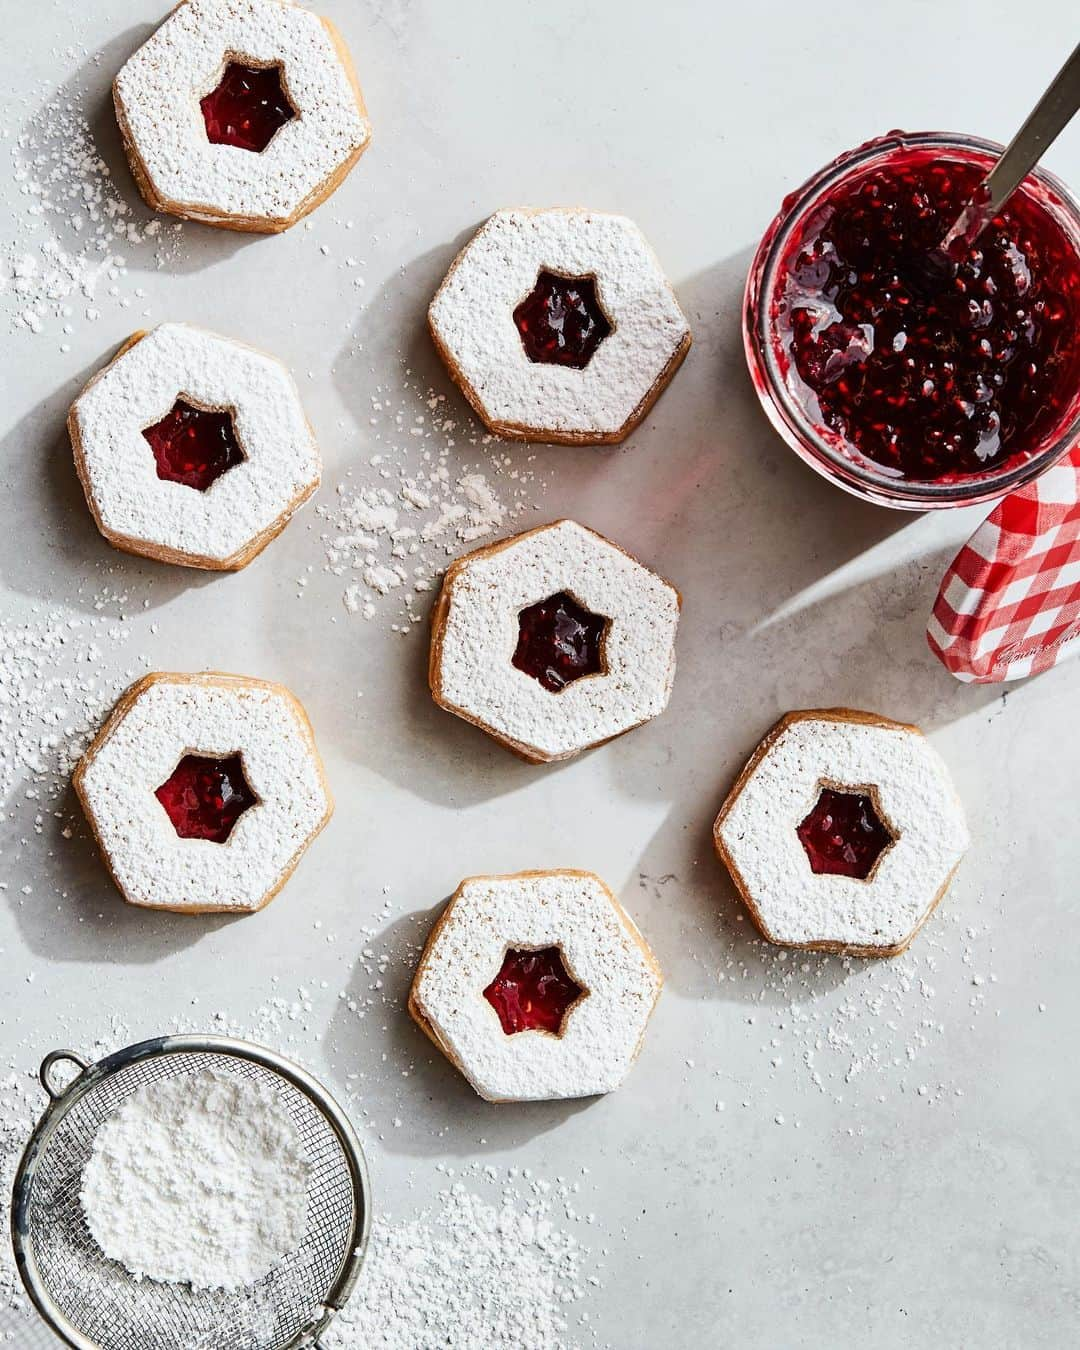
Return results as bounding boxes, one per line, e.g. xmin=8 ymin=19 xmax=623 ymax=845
xmin=743 ymin=130 xmax=1080 ymax=509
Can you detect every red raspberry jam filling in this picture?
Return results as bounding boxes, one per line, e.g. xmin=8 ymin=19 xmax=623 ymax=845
xmin=142 ymin=399 xmax=245 ymax=492
xmin=513 ymin=271 xmax=612 ymax=368
xmin=776 ymin=152 xmax=1080 ymax=480
xmin=200 ymin=61 xmax=296 ymax=154
xmin=155 ymin=754 xmax=257 ymax=843
xmin=512 ymin=591 xmax=607 ymax=692
xmin=797 ymin=787 xmax=893 ymax=880
xmin=483 ymin=946 xmax=584 ymax=1035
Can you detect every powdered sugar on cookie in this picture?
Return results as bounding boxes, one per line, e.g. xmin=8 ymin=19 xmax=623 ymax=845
xmin=80 ymin=1067 xmax=309 ymax=1290
xmin=432 ymin=519 xmax=680 ymax=761
xmin=70 ymin=323 xmax=320 ymax=568
xmin=411 ymin=871 xmax=662 ymax=1101
xmin=429 ymin=209 xmax=690 ymax=441
xmin=75 ymin=673 xmax=332 ymax=912
xmin=114 ymin=0 xmax=370 ymax=229
xmin=715 ymin=711 xmax=970 ymax=954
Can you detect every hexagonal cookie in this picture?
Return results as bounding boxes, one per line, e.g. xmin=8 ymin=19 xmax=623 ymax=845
xmin=69 ymin=323 xmax=321 ymax=570
xmin=429 ymin=519 xmax=681 ymax=763
xmin=713 ymin=708 xmax=970 ymax=957
xmin=408 ymin=870 xmax=663 ymax=1102
xmin=428 ymin=208 xmax=691 ymax=443
xmin=73 ymin=672 xmax=333 ymax=914
xmin=114 ymin=0 xmax=371 ymax=233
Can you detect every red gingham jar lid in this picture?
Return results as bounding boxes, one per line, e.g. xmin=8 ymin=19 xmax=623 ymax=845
xmin=928 ymin=447 xmax=1080 ymax=683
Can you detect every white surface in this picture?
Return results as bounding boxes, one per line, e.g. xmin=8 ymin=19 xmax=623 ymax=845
xmin=2 ymin=1 xmax=1079 ymax=1347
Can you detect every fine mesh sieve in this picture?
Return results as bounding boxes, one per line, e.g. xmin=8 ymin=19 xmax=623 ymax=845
xmin=11 ymin=1036 xmax=371 ymax=1350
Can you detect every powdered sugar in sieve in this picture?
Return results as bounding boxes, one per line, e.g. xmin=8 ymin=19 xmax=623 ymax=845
xmin=80 ymin=1067 xmax=310 ymax=1291
xmin=11 ymin=1036 xmax=370 ymax=1350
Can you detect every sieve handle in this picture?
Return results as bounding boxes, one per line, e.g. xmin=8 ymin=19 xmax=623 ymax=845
xmin=39 ymin=1049 xmax=90 ymax=1100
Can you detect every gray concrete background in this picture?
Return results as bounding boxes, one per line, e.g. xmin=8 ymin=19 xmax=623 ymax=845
xmin=1 ymin=1 xmax=1078 ymax=1346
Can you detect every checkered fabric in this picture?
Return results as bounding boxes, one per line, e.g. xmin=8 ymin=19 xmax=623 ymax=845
xmin=927 ymin=448 xmax=1080 ymax=683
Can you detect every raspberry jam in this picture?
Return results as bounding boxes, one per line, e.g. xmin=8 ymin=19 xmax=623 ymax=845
xmin=775 ymin=147 xmax=1080 ymax=481
xmin=483 ymin=947 xmax=584 ymax=1035
xmin=142 ymin=400 xmax=245 ymax=492
xmin=512 ymin=592 xmax=607 ymax=692
xmin=513 ymin=271 xmax=612 ymax=368
xmin=797 ymin=787 xmax=893 ymax=880
xmin=155 ymin=754 xmax=256 ymax=843
xmin=200 ymin=61 xmax=295 ymax=153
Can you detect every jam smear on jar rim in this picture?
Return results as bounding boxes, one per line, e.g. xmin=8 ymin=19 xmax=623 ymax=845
xmin=796 ymin=786 xmax=894 ymax=880
xmin=200 ymin=61 xmax=296 ymax=154
xmin=142 ymin=399 xmax=245 ymax=492
xmin=513 ymin=271 xmax=612 ymax=368
xmin=776 ymin=149 xmax=1080 ymax=481
xmin=512 ymin=591 xmax=607 ymax=692
xmin=155 ymin=753 xmax=257 ymax=843
xmin=483 ymin=946 xmax=584 ymax=1035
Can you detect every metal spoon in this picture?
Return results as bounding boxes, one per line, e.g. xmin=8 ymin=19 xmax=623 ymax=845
xmin=925 ymin=40 xmax=1080 ymax=278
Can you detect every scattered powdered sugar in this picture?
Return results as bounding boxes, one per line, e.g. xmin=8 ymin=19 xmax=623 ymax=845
xmin=316 ymin=382 xmax=544 ymax=631
xmin=323 ymin=1167 xmax=597 ymax=1349
xmin=0 ymin=594 xmax=147 ymax=812
xmin=707 ymin=905 xmax=996 ymax=1110
xmin=0 ymin=1072 xmax=39 ymax=1326
xmin=0 ymin=593 xmax=150 ymax=945
xmin=779 ymin=918 xmax=995 ymax=1107
xmin=79 ymin=1067 xmax=310 ymax=1291
xmin=3 ymin=54 xmax=183 ymax=339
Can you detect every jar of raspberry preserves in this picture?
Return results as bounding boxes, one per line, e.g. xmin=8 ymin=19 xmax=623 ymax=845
xmin=744 ymin=131 xmax=1080 ymax=509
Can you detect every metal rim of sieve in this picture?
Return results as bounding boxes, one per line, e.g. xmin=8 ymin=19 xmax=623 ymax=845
xmin=10 ymin=1035 xmax=372 ymax=1350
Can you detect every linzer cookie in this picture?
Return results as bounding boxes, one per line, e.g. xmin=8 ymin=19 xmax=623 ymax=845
xmin=69 ymin=323 xmax=321 ymax=570
xmin=429 ymin=519 xmax=681 ymax=763
xmin=114 ymin=0 xmax=371 ymax=233
xmin=713 ymin=709 xmax=969 ymax=957
xmin=428 ymin=208 xmax=691 ymax=443
xmin=408 ymin=870 xmax=662 ymax=1102
xmin=73 ymin=672 xmax=333 ymax=914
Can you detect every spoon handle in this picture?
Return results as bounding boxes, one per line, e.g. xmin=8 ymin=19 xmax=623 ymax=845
xmin=984 ymin=41 xmax=1080 ymax=213
xmin=942 ymin=40 xmax=1080 ymax=253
